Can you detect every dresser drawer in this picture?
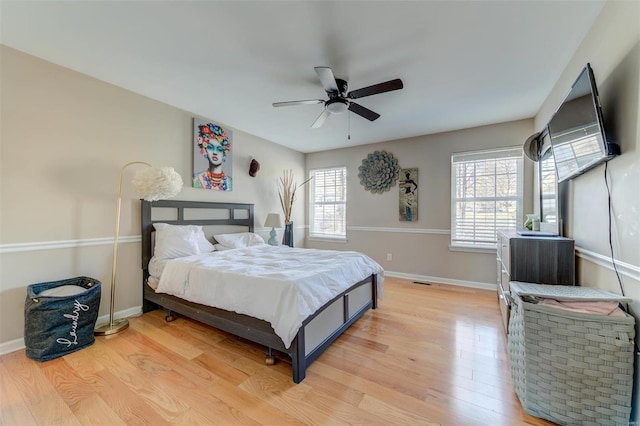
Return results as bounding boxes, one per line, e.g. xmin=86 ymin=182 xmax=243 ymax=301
xmin=497 ymin=232 xmax=510 ymax=271
xmin=497 ymin=259 xmax=511 ymax=293
xmin=501 ymin=269 xmax=510 ymax=294
xmin=498 ymin=284 xmax=510 ymax=332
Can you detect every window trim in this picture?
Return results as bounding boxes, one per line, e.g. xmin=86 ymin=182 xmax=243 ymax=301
xmin=450 ymin=146 xmax=523 ymax=250
xmin=308 ymin=166 xmax=347 ymax=241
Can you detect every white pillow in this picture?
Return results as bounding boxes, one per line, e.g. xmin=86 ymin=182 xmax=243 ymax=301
xmin=153 ymin=223 xmax=215 ymax=255
xmin=192 ymin=227 xmax=215 ymax=253
xmin=213 ymin=232 xmax=266 ymax=249
xmin=214 ymin=243 xmax=234 ymax=251
xmin=153 ymin=223 xmax=200 ymax=259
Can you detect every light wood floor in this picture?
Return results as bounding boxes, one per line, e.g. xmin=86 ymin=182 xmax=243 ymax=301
xmin=1 ymin=277 xmax=554 ymax=425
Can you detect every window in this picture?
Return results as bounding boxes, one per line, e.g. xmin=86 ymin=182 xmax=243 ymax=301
xmin=309 ymin=166 xmax=347 ymax=240
xmin=451 ymin=147 xmax=523 ymax=249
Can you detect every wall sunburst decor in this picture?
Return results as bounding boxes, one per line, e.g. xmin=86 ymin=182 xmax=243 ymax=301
xmin=358 ymin=150 xmax=400 ymax=193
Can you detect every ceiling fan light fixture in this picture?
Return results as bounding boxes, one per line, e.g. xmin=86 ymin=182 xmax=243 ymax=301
xmin=326 ymin=98 xmax=349 ymax=114
xmin=273 ymin=66 xmax=403 ymax=128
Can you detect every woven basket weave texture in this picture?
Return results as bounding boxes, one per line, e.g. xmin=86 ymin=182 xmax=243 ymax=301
xmin=508 ymin=282 xmax=635 ymax=426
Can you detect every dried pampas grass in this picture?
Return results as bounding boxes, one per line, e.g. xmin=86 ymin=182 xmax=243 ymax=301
xmin=278 ymin=169 xmax=311 ymax=224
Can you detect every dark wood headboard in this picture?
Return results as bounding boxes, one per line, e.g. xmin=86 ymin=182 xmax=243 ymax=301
xmin=141 ymin=200 xmax=254 ymax=282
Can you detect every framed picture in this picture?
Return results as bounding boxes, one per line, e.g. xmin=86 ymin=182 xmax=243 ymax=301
xmin=399 ymin=168 xmax=418 ymax=221
xmin=192 ymin=118 xmax=233 ymax=191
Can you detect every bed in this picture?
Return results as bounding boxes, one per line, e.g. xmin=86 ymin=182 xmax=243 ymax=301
xmin=141 ymin=200 xmax=382 ymax=383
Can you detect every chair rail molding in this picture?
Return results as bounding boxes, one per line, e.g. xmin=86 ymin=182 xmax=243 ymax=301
xmin=348 ymin=226 xmax=450 ymax=235
xmin=0 ymin=236 xmax=140 ymax=254
xmin=575 ymin=246 xmax=640 ymax=282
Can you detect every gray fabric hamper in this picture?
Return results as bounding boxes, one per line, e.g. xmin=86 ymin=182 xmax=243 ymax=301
xmin=24 ymin=276 xmax=101 ymax=362
xmin=508 ymin=282 xmax=635 ymax=426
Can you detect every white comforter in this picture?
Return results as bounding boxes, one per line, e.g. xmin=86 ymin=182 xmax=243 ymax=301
xmin=155 ymin=245 xmax=384 ymax=348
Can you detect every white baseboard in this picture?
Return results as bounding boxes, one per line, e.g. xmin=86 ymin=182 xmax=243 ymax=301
xmin=0 ymin=306 xmax=142 ymax=356
xmin=0 ymin=337 xmax=26 ymax=356
xmin=384 ymin=270 xmax=496 ymax=291
xmin=93 ymin=306 xmax=143 ymax=328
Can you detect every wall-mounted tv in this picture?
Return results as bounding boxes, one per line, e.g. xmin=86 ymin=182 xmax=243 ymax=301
xmin=548 ymin=63 xmax=620 ymax=182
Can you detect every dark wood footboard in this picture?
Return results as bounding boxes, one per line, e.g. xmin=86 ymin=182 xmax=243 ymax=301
xmin=140 ymin=199 xmax=378 ymax=383
xmin=143 ymin=274 xmax=376 ymax=383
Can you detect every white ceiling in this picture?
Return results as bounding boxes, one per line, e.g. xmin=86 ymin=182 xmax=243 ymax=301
xmin=1 ymin=1 xmax=605 ymax=153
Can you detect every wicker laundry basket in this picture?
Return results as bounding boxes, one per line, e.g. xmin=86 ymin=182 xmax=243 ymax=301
xmin=508 ymin=282 xmax=635 ymax=426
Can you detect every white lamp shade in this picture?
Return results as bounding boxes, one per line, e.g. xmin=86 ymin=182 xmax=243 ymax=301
xmin=95 ymin=162 xmax=183 ymax=336
xmin=132 ymin=166 xmax=183 ymax=201
xmin=264 ymin=213 xmax=283 ymax=228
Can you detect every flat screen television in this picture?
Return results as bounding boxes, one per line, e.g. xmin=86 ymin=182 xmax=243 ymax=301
xmin=548 ymin=63 xmax=620 ymax=182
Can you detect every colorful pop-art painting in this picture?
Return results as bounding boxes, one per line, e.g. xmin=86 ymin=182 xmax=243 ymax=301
xmin=193 ymin=118 xmax=233 ymax=191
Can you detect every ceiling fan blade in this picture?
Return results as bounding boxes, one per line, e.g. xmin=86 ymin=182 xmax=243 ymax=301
xmin=314 ymin=66 xmax=338 ymax=93
xmin=347 ymin=79 xmax=403 ymax=99
xmin=273 ymin=99 xmax=324 ymax=107
xmin=348 ymin=102 xmax=380 ymax=121
xmin=311 ymin=109 xmax=331 ymax=128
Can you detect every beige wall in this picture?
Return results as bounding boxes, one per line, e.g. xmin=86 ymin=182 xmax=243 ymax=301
xmin=0 ymin=46 xmax=305 ymax=345
xmin=533 ymin=0 xmax=639 ymax=415
xmin=534 ymin=0 xmax=639 ymax=324
xmin=306 ymin=119 xmax=536 ymax=286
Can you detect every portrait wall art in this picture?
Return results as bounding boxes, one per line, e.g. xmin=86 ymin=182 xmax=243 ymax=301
xmin=399 ymin=168 xmax=418 ymax=221
xmin=193 ymin=118 xmax=233 ymax=191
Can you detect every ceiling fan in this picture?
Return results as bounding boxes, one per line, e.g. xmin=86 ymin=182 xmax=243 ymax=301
xmin=272 ymin=66 xmax=403 ymax=128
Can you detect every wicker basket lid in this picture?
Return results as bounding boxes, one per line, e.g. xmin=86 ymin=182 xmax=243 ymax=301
xmin=510 ymin=281 xmax=632 ymax=303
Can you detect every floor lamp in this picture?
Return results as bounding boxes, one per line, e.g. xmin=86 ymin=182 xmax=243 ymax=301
xmin=94 ymin=161 xmax=182 ymax=336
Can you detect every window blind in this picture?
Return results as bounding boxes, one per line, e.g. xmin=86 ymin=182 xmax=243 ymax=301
xmin=451 ymin=147 xmax=523 ymax=247
xmin=309 ymin=166 xmax=347 ymax=238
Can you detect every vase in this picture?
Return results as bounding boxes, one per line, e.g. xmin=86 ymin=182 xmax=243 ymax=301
xmin=523 ymin=214 xmax=539 ymax=231
xmin=283 ymin=222 xmax=294 ymax=247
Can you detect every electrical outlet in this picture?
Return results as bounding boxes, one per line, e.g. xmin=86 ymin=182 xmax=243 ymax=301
xmin=386 ymin=253 xmax=392 ymax=261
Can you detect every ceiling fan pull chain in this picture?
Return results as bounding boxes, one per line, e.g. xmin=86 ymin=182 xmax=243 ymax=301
xmin=348 ymin=111 xmax=351 ymax=140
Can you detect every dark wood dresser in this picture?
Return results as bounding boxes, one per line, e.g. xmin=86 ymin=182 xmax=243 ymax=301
xmin=496 ymin=229 xmax=575 ymax=332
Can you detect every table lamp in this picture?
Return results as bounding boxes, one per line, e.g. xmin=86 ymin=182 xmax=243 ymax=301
xmin=264 ymin=213 xmax=283 ymax=246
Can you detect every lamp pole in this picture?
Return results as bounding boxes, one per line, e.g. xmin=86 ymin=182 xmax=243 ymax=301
xmin=95 ymin=161 xmax=151 ymax=336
